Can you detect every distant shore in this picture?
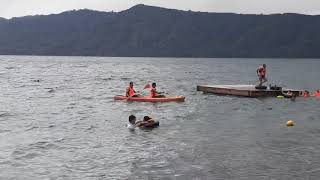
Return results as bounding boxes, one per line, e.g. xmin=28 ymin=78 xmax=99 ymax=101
xmin=1 ymin=5 xmax=320 ymax=58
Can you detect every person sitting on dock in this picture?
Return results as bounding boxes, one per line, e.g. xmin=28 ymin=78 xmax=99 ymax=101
xmin=150 ymin=83 xmax=165 ymax=98
xmin=126 ymin=82 xmax=140 ymax=97
xmin=314 ymin=90 xmax=320 ymax=97
xmin=257 ymin=64 xmax=267 ymax=86
xmin=300 ymin=90 xmax=310 ymax=97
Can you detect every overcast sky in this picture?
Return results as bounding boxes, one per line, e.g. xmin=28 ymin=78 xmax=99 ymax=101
xmin=1 ymin=0 xmax=320 ymax=18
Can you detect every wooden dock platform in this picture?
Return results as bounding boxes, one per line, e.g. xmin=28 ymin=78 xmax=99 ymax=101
xmin=197 ymin=85 xmax=301 ymax=98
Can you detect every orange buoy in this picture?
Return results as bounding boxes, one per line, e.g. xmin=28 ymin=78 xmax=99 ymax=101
xmin=287 ymin=120 xmax=295 ymax=127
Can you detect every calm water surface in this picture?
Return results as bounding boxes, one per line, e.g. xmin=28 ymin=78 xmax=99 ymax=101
xmin=0 ymin=56 xmax=320 ymax=179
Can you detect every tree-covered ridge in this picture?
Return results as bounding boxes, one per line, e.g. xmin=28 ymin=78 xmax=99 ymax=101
xmin=0 ymin=4 xmax=319 ymax=58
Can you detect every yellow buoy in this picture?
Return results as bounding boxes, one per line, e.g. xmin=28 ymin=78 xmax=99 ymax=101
xmin=287 ymin=120 xmax=295 ymax=127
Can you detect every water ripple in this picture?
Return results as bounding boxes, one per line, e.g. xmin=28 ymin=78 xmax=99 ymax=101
xmin=0 ymin=56 xmax=319 ymax=179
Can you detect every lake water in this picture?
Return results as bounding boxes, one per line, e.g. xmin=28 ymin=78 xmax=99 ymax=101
xmin=0 ymin=56 xmax=320 ymax=179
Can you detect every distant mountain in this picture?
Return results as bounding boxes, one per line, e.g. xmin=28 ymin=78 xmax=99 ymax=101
xmin=0 ymin=4 xmax=320 ymax=58
xmin=0 ymin=17 xmax=6 ymax=22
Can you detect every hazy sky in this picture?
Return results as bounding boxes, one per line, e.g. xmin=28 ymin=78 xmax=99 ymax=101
xmin=1 ymin=0 xmax=320 ymax=18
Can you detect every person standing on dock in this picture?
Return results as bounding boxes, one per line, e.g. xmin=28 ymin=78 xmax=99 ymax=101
xmin=257 ymin=64 xmax=267 ymax=86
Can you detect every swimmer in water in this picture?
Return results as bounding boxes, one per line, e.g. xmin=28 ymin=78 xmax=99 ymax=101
xmin=128 ymin=115 xmax=159 ymax=130
xmin=283 ymin=90 xmax=296 ymax=101
xmin=133 ymin=116 xmax=152 ymax=127
xmin=285 ymin=90 xmax=293 ymax=97
xmin=127 ymin=115 xmax=137 ymax=130
xmin=142 ymin=116 xmax=156 ymax=126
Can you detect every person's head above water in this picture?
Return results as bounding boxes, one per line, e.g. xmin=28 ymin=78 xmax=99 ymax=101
xmin=263 ymin=64 xmax=266 ymax=68
xmin=129 ymin=82 xmax=134 ymax=88
xmin=143 ymin=116 xmax=151 ymax=121
xmin=129 ymin=115 xmax=136 ymax=124
xmin=152 ymin=83 xmax=156 ymax=88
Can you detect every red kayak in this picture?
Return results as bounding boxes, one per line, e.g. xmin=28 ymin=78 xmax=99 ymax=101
xmin=114 ymin=95 xmax=185 ymax=102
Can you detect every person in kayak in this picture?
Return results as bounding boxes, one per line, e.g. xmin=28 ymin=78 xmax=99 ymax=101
xmin=150 ymin=83 xmax=165 ymax=98
xmin=126 ymin=82 xmax=140 ymax=97
xmin=257 ymin=64 xmax=267 ymax=86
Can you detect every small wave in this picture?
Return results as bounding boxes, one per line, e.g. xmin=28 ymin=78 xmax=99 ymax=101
xmin=308 ymin=128 xmax=320 ymax=134
xmin=86 ymin=125 xmax=96 ymax=131
xmin=174 ymin=115 xmax=185 ymax=119
xmin=37 ymin=95 xmax=54 ymax=99
xmin=11 ymin=140 xmax=61 ymax=161
xmin=102 ymin=77 xmax=113 ymax=81
xmin=96 ymin=76 xmax=113 ymax=81
xmin=310 ymin=117 xmax=316 ymax=120
xmin=14 ymin=152 xmax=40 ymax=160
xmin=11 ymin=149 xmax=39 ymax=160
xmin=18 ymin=84 xmax=26 ymax=88
xmin=28 ymin=141 xmax=59 ymax=151
xmin=74 ymin=65 xmax=88 ymax=68
xmin=47 ymin=88 xmax=55 ymax=93
xmin=54 ymin=138 xmax=65 ymax=143
xmin=5 ymin=67 xmax=15 ymax=70
xmin=30 ymin=141 xmax=49 ymax=147
xmin=64 ymin=79 xmax=72 ymax=82
xmin=11 ymin=150 xmax=25 ymax=156
xmin=0 ymin=129 xmax=11 ymax=133
xmin=92 ymin=144 xmax=103 ymax=148
xmin=121 ymin=77 xmax=130 ymax=80
xmin=0 ymin=160 xmax=13 ymax=166
xmin=0 ymin=112 xmax=13 ymax=118
xmin=79 ymin=116 xmax=88 ymax=120
xmin=47 ymin=124 xmax=56 ymax=128
xmin=31 ymin=79 xmax=41 ymax=82
xmin=26 ymin=126 xmax=39 ymax=131
xmin=82 ymin=97 xmax=93 ymax=100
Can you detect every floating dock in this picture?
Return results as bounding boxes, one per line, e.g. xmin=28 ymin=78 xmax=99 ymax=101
xmin=197 ymin=85 xmax=301 ymax=98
